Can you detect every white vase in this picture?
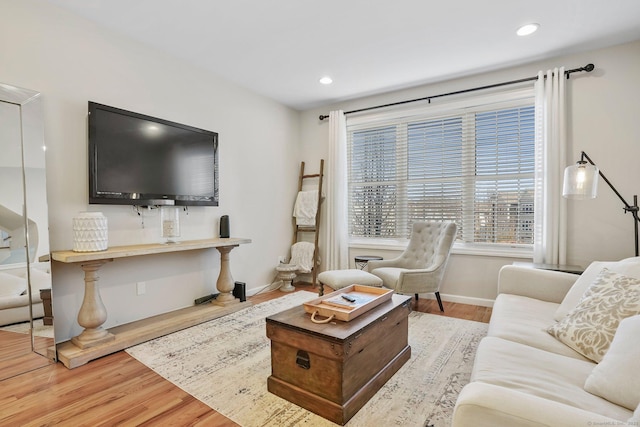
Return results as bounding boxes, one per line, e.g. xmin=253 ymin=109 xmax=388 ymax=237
xmin=72 ymin=212 xmax=108 ymax=252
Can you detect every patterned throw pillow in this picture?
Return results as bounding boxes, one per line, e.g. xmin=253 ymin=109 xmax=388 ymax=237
xmin=547 ymin=268 xmax=640 ymax=363
xmin=553 ymin=258 xmax=640 ymax=321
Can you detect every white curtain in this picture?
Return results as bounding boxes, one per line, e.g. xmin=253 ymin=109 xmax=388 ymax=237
xmin=324 ymin=110 xmax=349 ymax=270
xmin=534 ymin=68 xmax=567 ymax=265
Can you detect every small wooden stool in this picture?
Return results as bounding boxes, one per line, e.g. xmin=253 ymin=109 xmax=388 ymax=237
xmin=317 ymin=269 xmax=383 ymax=295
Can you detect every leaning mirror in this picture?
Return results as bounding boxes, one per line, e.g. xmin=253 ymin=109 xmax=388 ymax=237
xmin=0 ymin=82 xmax=55 ymax=379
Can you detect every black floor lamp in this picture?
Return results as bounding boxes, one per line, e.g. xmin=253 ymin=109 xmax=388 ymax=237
xmin=562 ymin=151 xmax=640 ymax=256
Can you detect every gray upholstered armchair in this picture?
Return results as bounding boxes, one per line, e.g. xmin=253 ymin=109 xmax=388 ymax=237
xmin=367 ymin=221 xmax=457 ymax=311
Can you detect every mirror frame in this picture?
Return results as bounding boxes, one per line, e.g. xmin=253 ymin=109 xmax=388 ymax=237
xmin=0 ymin=82 xmax=55 ymax=369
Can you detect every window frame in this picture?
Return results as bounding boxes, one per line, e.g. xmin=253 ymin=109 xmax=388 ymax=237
xmin=346 ymin=87 xmax=536 ymax=258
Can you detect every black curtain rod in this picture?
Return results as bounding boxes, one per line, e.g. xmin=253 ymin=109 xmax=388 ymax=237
xmin=318 ymin=63 xmax=594 ymax=121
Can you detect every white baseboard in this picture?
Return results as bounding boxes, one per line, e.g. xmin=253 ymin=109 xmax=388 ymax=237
xmin=419 ymin=292 xmax=495 ymax=308
xmin=247 ymin=281 xmax=282 ymax=296
xmin=247 ymin=284 xmax=494 ymax=308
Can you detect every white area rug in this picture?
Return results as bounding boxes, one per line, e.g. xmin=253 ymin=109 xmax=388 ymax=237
xmin=126 ymin=291 xmax=488 ymax=426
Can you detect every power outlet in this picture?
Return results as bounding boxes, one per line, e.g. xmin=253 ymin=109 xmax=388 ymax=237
xmin=136 ymin=281 xmax=146 ymax=296
xmin=278 ymin=255 xmax=287 ymax=264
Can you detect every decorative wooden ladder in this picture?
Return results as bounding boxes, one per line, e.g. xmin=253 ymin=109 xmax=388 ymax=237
xmin=292 ymin=159 xmax=324 ymax=287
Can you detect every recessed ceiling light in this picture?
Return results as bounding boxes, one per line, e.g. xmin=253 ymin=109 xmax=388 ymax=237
xmin=517 ymin=23 xmax=539 ymax=36
xmin=319 ymin=76 xmax=333 ymax=85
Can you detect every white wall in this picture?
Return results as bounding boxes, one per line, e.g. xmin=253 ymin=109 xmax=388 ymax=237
xmin=1 ymin=0 xmax=302 ymax=341
xmin=300 ymin=40 xmax=640 ymax=305
xmin=3 ymin=0 xmax=639 ymax=341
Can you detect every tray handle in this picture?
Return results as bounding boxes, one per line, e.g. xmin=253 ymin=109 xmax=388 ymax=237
xmin=311 ymin=310 xmax=335 ymax=324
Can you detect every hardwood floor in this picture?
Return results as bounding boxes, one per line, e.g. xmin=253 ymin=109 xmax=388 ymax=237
xmin=0 ymin=331 xmax=53 ymax=381
xmin=0 ymin=283 xmax=492 ymax=426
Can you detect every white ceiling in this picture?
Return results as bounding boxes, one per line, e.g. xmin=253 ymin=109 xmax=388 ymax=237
xmin=48 ymin=0 xmax=640 ymax=111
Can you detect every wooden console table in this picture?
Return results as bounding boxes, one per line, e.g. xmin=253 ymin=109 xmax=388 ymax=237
xmin=52 ymin=237 xmax=251 ymax=368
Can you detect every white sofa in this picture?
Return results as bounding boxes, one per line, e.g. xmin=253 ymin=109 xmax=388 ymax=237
xmin=0 ymin=266 xmax=50 ymax=326
xmin=452 ymin=258 xmax=640 ymax=427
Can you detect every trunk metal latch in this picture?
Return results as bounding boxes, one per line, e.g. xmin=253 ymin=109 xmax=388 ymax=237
xmin=296 ymin=350 xmax=310 ymax=369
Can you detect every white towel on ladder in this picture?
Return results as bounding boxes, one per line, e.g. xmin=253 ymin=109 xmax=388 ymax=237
xmin=293 ymin=191 xmax=318 ymax=226
xmin=290 ymin=241 xmax=316 ymax=273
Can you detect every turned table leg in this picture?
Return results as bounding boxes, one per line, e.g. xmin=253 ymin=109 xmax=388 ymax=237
xmin=71 ymin=259 xmax=115 ymax=349
xmin=213 ymin=245 xmax=240 ymax=306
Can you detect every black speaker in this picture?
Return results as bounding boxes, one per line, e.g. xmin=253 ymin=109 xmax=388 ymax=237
xmin=220 ymin=215 xmax=229 ymax=238
xmin=233 ymin=281 xmax=246 ymax=302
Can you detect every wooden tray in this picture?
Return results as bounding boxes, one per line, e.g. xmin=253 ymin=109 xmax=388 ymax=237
xmin=303 ymin=285 xmax=393 ymax=322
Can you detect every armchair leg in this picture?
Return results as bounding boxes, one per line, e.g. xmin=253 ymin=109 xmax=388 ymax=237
xmin=435 ymin=292 xmax=444 ymax=312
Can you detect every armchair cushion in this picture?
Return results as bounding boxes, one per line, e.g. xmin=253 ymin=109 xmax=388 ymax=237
xmin=368 ymin=267 xmax=403 ymax=288
xmin=372 ymin=267 xmax=442 ymax=293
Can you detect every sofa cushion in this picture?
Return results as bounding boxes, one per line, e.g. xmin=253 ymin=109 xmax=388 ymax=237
xmin=547 ymin=268 xmax=640 ymax=362
xmin=488 ymin=293 xmax=588 ymax=360
xmin=24 ymin=268 xmax=51 ymax=291
xmin=471 ymin=337 xmax=632 ymax=421
xmin=554 ymin=257 xmax=640 ymax=321
xmin=584 ymin=315 xmax=640 ymax=410
xmin=0 ymin=272 xmax=28 ymax=297
xmin=630 ymin=404 xmax=640 ymax=424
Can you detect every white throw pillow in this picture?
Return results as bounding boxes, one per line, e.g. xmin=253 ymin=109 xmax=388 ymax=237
xmin=584 ymin=315 xmax=640 ymax=410
xmin=554 ymin=257 xmax=640 ymax=321
xmin=547 ymin=268 xmax=640 ymax=362
xmin=0 ymin=272 xmax=28 ymax=297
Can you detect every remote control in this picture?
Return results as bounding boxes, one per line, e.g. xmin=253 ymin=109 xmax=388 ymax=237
xmin=341 ymin=294 xmax=356 ymax=302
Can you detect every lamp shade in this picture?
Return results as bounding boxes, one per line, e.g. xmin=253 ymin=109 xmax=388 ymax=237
xmin=562 ymin=162 xmax=599 ymax=199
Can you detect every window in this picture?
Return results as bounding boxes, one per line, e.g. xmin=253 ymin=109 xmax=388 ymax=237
xmin=347 ymin=89 xmax=535 ymax=252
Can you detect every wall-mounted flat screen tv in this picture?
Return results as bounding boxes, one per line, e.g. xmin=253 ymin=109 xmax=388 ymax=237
xmin=88 ymin=101 xmax=219 ymax=206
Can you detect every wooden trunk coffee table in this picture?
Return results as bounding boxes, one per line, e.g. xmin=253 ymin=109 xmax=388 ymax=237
xmin=266 ymin=293 xmax=412 ymax=425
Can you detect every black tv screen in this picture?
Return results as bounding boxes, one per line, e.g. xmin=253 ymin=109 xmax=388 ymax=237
xmin=88 ymin=102 xmax=219 ymax=206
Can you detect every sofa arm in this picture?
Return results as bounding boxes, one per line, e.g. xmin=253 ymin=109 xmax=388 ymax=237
xmin=498 ymin=265 xmax=579 ymax=304
xmin=453 ymin=382 xmax=628 ymax=427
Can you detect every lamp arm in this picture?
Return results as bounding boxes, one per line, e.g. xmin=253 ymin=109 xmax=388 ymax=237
xmin=580 ymin=151 xmax=639 ymax=214
xmin=580 ymin=151 xmax=640 ymax=257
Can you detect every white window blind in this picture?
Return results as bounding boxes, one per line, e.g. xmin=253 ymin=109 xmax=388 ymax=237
xmin=347 ymin=89 xmax=535 ymax=250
